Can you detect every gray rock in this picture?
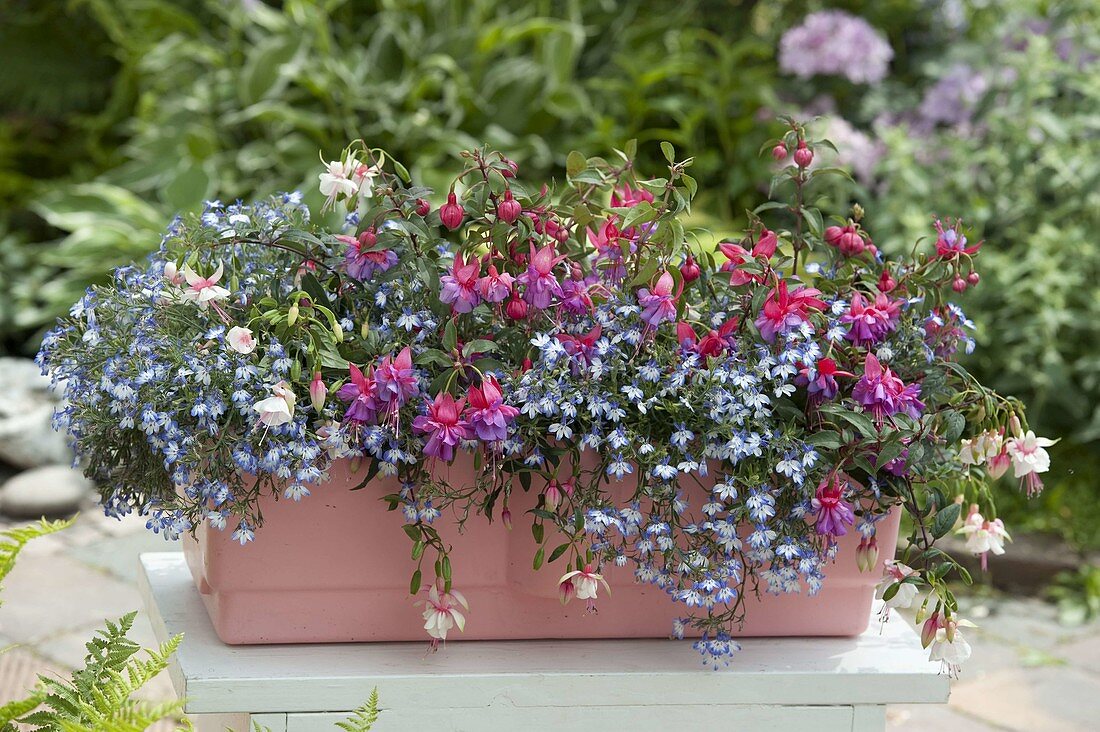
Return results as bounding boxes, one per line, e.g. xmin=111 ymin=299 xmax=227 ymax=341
xmin=0 ymin=358 xmax=72 ymax=469
xmin=0 ymin=465 xmax=92 ymax=518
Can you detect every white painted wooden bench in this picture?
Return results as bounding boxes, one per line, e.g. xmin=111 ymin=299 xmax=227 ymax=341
xmin=139 ymin=553 xmax=948 ymax=731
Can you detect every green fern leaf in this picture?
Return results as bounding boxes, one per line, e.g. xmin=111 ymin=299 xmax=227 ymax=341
xmin=0 ymin=518 xmax=74 ymax=587
xmin=335 ymin=687 xmax=380 ymax=731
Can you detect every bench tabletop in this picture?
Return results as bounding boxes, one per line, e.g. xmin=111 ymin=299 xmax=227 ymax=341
xmin=139 ymin=552 xmax=949 ymax=715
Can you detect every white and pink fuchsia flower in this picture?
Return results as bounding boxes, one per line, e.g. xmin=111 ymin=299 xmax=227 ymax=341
xmin=419 ymin=582 xmax=469 ymax=649
xmin=179 ymin=262 xmax=231 ymax=309
xmin=226 ymin=326 xmax=256 ymax=355
xmin=874 ymin=560 xmax=919 ymax=620
xmin=253 ymin=380 xmax=296 ymax=427
xmin=558 ymin=564 xmax=610 ymax=612
xmin=957 ymin=504 xmax=1010 ymax=571
xmin=1006 ymin=430 xmax=1056 ymax=497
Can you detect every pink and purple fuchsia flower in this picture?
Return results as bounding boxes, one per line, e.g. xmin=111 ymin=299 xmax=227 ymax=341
xmin=843 ymin=291 xmax=901 ymax=347
xmin=464 ymin=375 xmax=519 ymax=442
xmin=812 ymin=474 xmax=855 ymax=539
xmin=340 ymin=229 xmax=397 ymax=281
xmin=852 ymin=353 xmax=925 ymax=424
xmin=412 ymin=393 xmax=470 ymax=462
xmin=637 ymin=271 xmax=680 ymax=328
xmin=440 ymin=254 xmax=482 ymax=313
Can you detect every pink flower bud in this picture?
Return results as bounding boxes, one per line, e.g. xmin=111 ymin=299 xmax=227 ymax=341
xmin=771 ymin=144 xmax=788 ymax=161
xmin=839 ymin=230 xmax=865 ymax=256
xmin=952 ymin=276 xmax=968 ymax=293
xmin=544 ymin=480 xmax=562 ymax=511
xmin=415 ymin=198 xmax=431 ymax=217
xmin=967 ymin=271 xmax=980 ymax=286
xmin=824 ymin=226 xmax=844 ymax=246
xmin=522 ymin=357 xmax=533 ymax=372
xmin=502 ymin=508 xmax=512 ymax=530
xmin=921 ymin=612 xmax=941 ymax=648
xmin=496 ymin=190 xmax=522 ymax=224
xmin=358 ymin=228 xmax=377 ymax=247
xmin=440 ymin=192 xmax=464 ymax=230
xmin=752 ymin=229 xmax=778 ymax=259
xmin=680 ymin=255 xmax=701 ymax=283
xmin=309 ymin=371 xmax=327 ymax=412
xmin=501 ymin=157 xmax=518 ymax=178
xmin=505 ymin=294 xmax=528 ymax=320
xmin=794 ymin=141 xmax=814 ymax=168
xmin=878 ymin=269 xmax=897 ymax=293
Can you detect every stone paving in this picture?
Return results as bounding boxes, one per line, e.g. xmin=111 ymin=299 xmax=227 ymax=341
xmin=0 ymin=506 xmax=1098 ymax=731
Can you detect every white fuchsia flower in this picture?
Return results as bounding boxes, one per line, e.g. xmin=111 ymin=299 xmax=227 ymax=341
xmin=1006 ymin=430 xmax=1056 ymax=496
xmin=180 ymin=262 xmax=231 ymax=308
xmin=419 ymin=583 xmax=469 ymax=649
xmin=319 ymin=157 xmax=361 ymax=209
xmin=558 ymin=564 xmax=610 ymax=612
xmin=163 ymin=261 xmax=185 ymax=286
xmin=226 ymin=326 xmax=256 ymax=354
xmin=875 ymin=560 xmax=919 ymax=620
xmin=925 ymin=615 xmax=975 ymax=678
xmin=957 ymin=504 xmax=1010 ymax=571
xmin=253 ymin=380 xmax=296 ymax=427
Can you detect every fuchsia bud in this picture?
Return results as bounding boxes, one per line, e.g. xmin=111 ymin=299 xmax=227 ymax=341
xmin=544 ymin=480 xmax=562 ymax=510
xmin=502 ymin=508 xmax=512 ymax=530
xmin=753 ymin=229 xmax=778 ymax=259
xmin=415 ymin=198 xmax=431 ymax=217
xmin=497 ymin=190 xmax=522 ymax=224
xmin=825 ymin=226 xmax=845 ymax=246
xmin=772 ymin=144 xmax=788 ymax=161
xmin=838 ymin=230 xmax=865 ymax=257
xmin=921 ymin=612 xmax=942 ymax=649
xmin=794 ymin=140 xmax=814 ymax=168
xmin=967 ymin=271 xmax=980 ymax=286
xmin=309 ymin=371 xmax=327 ymax=412
xmin=501 ymin=157 xmax=519 ymax=178
xmin=440 ymin=192 xmax=464 ymax=230
xmin=522 ymin=357 xmax=533 ymax=372
xmin=856 ymin=536 xmax=879 ymax=573
xmin=680 ymin=255 xmax=701 ymax=283
xmin=505 ymin=294 xmax=528 ymax=320
xmin=878 ymin=269 xmax=897 ymax=293
xmin=952 ymin=276 xmax=968 ymax=293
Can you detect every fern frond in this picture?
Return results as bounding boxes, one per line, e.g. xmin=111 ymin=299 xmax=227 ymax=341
xmin=0 ymin=691 xmax=46 ymax=725
xmin=335 ymin=687 xmax=380 ymax=731
xmin=0 ymin=518 xmax=74 ymax=585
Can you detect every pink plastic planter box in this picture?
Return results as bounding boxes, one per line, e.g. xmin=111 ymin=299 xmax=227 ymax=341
xmin=183 ymin=457 xmax=900 ymax=644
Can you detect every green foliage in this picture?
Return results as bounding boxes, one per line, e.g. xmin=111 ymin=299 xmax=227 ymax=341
xmin=334 ymin=688 xmax=381 ymax=731
xmin=8 ymin=613 xmax=190 ymax=732
xmin=0 ymin=518 xmax=73 ymax=590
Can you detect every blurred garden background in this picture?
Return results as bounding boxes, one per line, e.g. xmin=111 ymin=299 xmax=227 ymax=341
xmin=0 ymin=1 xmax=1098 ymax=728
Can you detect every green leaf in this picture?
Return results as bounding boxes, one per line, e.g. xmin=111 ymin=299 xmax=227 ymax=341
xmin=442 ymin=319 xmax=457 ymax=352
xmin=805 ymin=430 xmax=843 ymax=449
xmin=942 ymin=410 xmax=966 ymax=444
xmin=548 ymin=543 xmax=570 ymax=563
xmin=566 ymin=151 xmax=586 ymax=178
xmin=660 ymin=141 xmax=675 ymax=163
xmin=931 ymin=503 xmax=962 ymax=539
xmin=409 ymin=569 xmax=422 ymax=595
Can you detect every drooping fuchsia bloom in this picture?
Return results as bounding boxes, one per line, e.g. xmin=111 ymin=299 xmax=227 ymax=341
xmin=922 ymin=612 xmax=974 ymax=678
xmin=851 ymin=353 xmax=925 ymax=424
xmin=418 ymin=581 xmax=469 ymax=649
xmin=934 ymin=219 xmax=981 ymax=259
xmin=754 ymin=280 xmax=826 ymax=342
xmin=811 ymin=474 xmax=855 ymax=538
xmin=253 ymin=380 xmax=296 ymax=428
xmin=559 ymin=268 xmax=602 ymax=316
xmin=476 ymin=264 xmax=514 ymax=304
xmin=439 ymin=192 xmax=465 ymax=230
xmin=957 ymin=504 xmax=1010 ymax=571
xmin=874 ymin=560 xmax=919 ymax=616
xmin=637 ymin=271 xmax=680 ymax=328
xmin=412 ymin=392 xmax=470 ymax=461
xmin=309 ymin=371 xmax=327 ymax=412
xmin=752 ymin=228 xmax=778 ymax=259
xmin=375 ymin=347 xmax=419 ymax=407
xmin=543 ymin=478 xmax=573 ymax=511
xmin=676 ymin=319 xmax=738 ymax=358
xmin=587 ymin=219 xmax=633 ymax=283
xmin=180 ymin=262 xmax=231 ymax=308
xmin=718 ymin=234 xmax=775 ymax=287
xmin=1006 ymin=429 xmax=1056 ymax=496
xmin=337 ymin=363 xmax=380 ymax=424
xmin=465 ymin=375 xmax=519 ymax=442
xmin=339 ymin=230 xmax=397 ymax=281
xmin=610 ymin=185 xmax=655 ymax=208
xmin=795 ymin=357 xmax=851 ymax=401
xmin=843 ymin=291 xmax=901 ymax=347
xmin=439 ymin=254 xmax=482 ymax=313
xmin=517 ymin=242 xmax=566 ymax=309
xmin=558 ymin=564 xmax=611 ymax=612
xmin=556 ymin=325 xmax=602 ymax=365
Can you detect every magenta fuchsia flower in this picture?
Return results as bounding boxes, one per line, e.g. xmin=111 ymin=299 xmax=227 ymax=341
xmin=517 ymin=242 xmax=565 ymax=310
xmin=610 ymin=185 xmax=654 ymax=208
xmin=852 ymin=353 xmax=924 ymax=424
xmin=637 ymin=271 xmax=680 ymax=328
xmin=754 ymin=281 xmax=826 ymax=342
xmin=556 ymin=324 xmax=602 ymax=365
xmin=413 ymin=392 xmax=470 ymax=461
xmin=843 ymin=291 xmax=901 ymax=346
xmin=375 ymin=347 xmax=419 ymax=407
xmin=476 ymin=264 xmax=514 ymax=304
xmin=676 ymin=319 xmax=738 ymax=358
xmin=337 ymin=363 xmax=380 ymax=424
xmin=796 ymin=357 xmax=851 ymax=401
xmin=934 ymin=219 xmax=981 ymax=259
xmin=812 ymin=475 xmax=855 ymax=538
xmin=340 ymin=230 xmax=397 ymax=281
xmin=440 ymin=254 xmax=482 ymax=313
xmin=559 ymin=270 xmax=601 ymax=315
xmin=465 ymin=375 xmax=519 ymax=442
xmin=588 ymin=219 xmax=632 ymax=282
xmin=439 ymin=192 xmax=465 ymax=230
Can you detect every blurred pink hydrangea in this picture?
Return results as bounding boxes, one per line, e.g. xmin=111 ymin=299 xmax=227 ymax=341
xmin=779 ymin=11 xmax=894 ymax=84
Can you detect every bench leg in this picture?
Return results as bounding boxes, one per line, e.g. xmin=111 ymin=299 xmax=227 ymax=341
xmin=852 ymin=705 xmax=886 ymax=732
